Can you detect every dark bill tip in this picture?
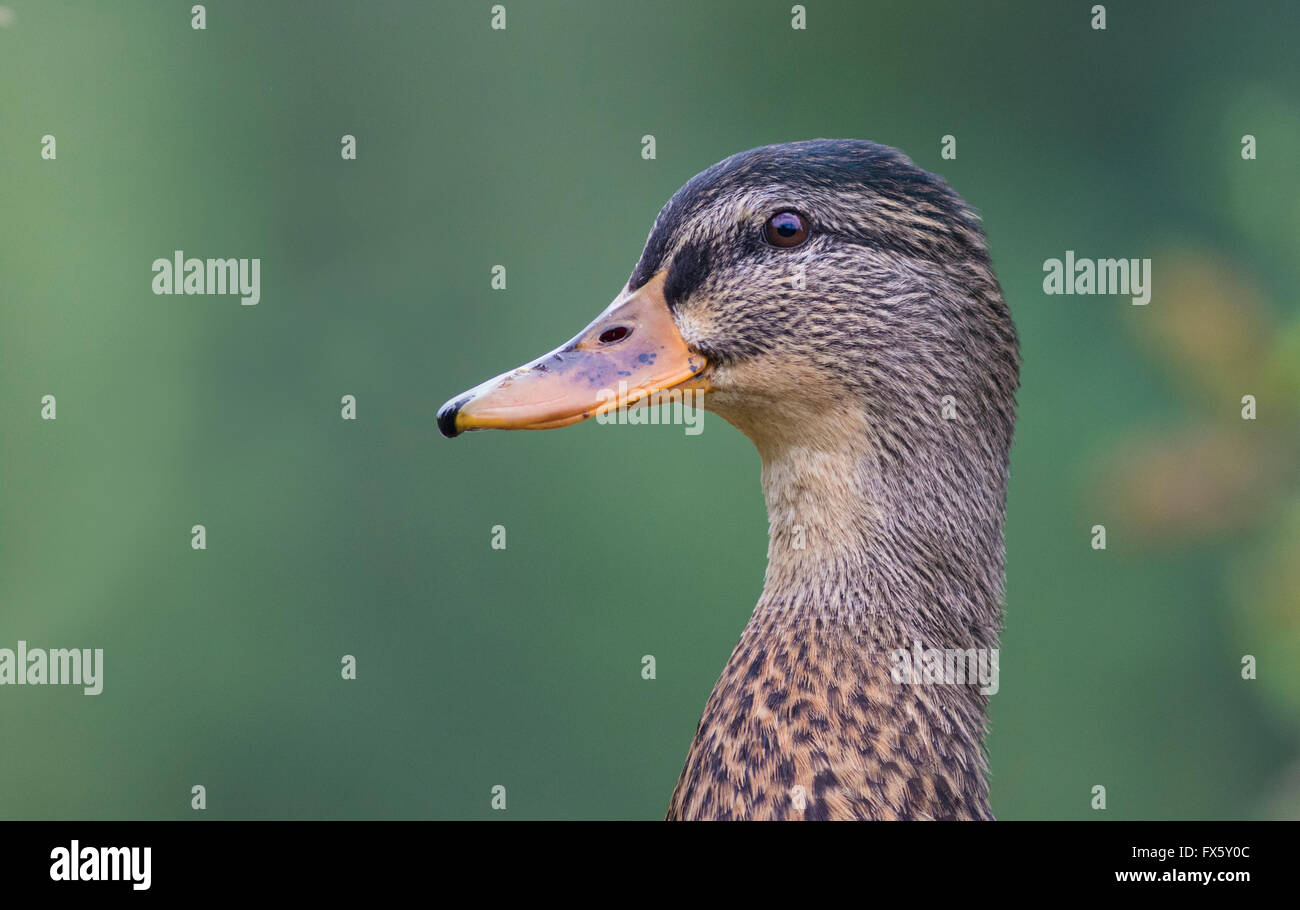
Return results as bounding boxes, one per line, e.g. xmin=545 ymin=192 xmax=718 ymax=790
xmin=436 ymin=399 xmax=463 ymax=438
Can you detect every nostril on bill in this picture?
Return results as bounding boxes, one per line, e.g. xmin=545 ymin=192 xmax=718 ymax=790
xmin=598 ymin=326 xmax=632 ymax=344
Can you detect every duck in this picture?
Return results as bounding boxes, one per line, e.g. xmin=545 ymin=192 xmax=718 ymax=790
xmin=438 ymin=139 xmax=1020 ymax=820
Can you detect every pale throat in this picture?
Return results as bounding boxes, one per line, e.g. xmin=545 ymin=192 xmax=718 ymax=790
xmin=755 ymin=438 xmax=884 ymax=618
xmin=747 ymin=411 xmax=1004 ymax=649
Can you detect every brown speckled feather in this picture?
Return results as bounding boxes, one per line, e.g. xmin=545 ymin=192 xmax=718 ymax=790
xmin=666 ymin=614 xmax=992 ymax=820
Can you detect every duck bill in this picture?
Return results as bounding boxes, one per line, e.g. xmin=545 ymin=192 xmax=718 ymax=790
xmin=437 ymin=271 xmax=708 ymax=437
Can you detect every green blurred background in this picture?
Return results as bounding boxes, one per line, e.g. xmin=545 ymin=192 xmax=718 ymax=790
xmin=1 ymin=1 xmax=1297 ymax=819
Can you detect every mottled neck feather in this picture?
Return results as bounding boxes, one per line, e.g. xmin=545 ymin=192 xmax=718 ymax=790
xmin=668 ymin=414 xmax=1005 ymax=820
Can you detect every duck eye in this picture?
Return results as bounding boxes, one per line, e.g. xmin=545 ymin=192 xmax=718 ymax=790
xmin=763 ymin=211 xmax=808 ymax=248
xmin=598 ymin=326 xmax=632 ymax=344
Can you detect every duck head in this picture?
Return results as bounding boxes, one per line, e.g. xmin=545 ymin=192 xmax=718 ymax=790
xmin=439 ymin=138 xmax=1017 ymax=531
xmin=436 ymin=139 xmax=1013 ymax=457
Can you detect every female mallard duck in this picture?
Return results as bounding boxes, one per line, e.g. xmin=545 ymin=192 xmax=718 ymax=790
xmin=439 ymin=139 xmax=1019 ymax=820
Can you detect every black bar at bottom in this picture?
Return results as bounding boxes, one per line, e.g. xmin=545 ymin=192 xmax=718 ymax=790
xmin=0 ymin=820 xmax=1285 ymax=895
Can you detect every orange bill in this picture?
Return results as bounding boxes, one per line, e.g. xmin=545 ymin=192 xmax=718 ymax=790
xmin=437 ymin=271 xmax=708 ymax=437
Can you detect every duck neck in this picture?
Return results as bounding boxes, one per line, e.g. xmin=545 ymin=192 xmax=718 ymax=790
xmin=756 ymin=435 xmax=1006 ymax=642
xmin=668 ymin=417 xmax=1007 ymax=820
